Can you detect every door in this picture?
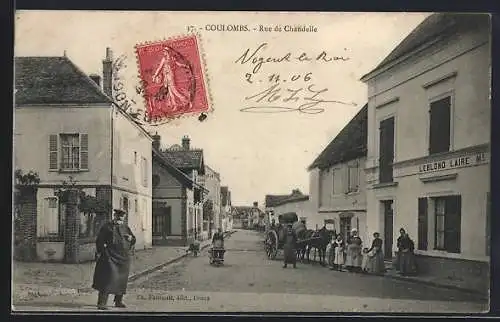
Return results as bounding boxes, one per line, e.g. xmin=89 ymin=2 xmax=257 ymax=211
xmin=340 ymin=216 xmax=351 ymax=240
xmin=153 ymin=206 xmax=171 ymax=241
xmin=383 ymin=200 xmax=394 ymax=259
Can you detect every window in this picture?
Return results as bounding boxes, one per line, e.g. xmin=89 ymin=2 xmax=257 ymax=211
xmin=434 ymin=195 xmax=461 ymax=253
xmin=134 ymin=152 xmax=137 ymax=165
xmin=135 ymin=199 xmax=139 ymax=213
xmin=347 ymin=162 xmax=359 ymax=193
xmin=379 ymin=117 xmax=395 ymax=183
xmin=141 ymin=157 xmax=148 ymax=187
xmin=429 ymin=96 xmax=451 ymax=155
xmin=49 ymin=133 xmax=88 ymax=171
xmin=40 ymin=197 xmax=60 ymax=237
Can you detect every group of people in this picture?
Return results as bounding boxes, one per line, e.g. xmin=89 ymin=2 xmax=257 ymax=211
xmin=327 ymin=227 xmax=418 ymax=276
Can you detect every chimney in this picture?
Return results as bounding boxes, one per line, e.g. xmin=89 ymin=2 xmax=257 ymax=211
xmin=102 ymin=47 xmax=113 ymax=98
xmin=182 ymin=135 xmax=190 ymax=150
xmin=152 ymin=132 xmax=161 ymax=150
xmin=89 ymin=74 xmax=101 ymax=88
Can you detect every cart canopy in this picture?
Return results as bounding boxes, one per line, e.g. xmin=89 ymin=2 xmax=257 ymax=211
xmin=278 ymin=212 xmax=298 ymax=224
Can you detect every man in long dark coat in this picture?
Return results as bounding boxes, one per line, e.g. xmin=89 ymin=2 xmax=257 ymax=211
xmin=283 ymin=223 xmax=298 ymax=269
xmin=92 ymin=209 xmax=136 ymax=310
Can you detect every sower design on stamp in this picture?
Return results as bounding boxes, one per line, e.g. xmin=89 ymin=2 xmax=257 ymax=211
xmin=135 ymin=35 xmax=210 ymax=122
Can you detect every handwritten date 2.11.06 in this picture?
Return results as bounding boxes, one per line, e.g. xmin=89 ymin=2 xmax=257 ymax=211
xmin=240 ymin=83 xmax=357 ymax=114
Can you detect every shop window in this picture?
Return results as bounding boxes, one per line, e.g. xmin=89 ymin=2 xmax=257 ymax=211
xmin=434 ymin=195 xmax=461 ymax=253
xmin=429 ymin=96 xmax=451 ymax=155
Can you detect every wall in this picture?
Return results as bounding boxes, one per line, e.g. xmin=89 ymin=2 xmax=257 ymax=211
xmin=274 ymin=199 xmax=318 ymax=228
xmin=14 ymin=106 xmax=112 ymax=185
xmin=308 ymin=156 xmax=368 ymax=239
xmin=365 ymin=23 xmax=491 ymax=262
xmin=152 ymin=158 xmax=184 ymax=236
xmin=365 ymin=26 xmax=490 ymax=169
xmin=201 ymin=166 xmax=221 ymax=232
xmin=112 ymin=108 xmax=153 ymax=250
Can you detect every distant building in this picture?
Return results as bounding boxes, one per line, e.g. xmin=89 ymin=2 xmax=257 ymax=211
xmin=14 ymin=48 xmax=153 ymax=262
xmin=151 ymin=134 xmax=206 ymax=246
xmin=361 ymin=13 xmax=490 ymax=289
xmin=270 ymin=189 xmax=316 ymax=229
xmin=220 ymin=186 xmax=233 ymax=232
xmin=154 ymin=135 xmax=208 ymax=243
xmin=199 ymin=165 xmax=222 ymax=237
xmin=308 ymin=105 xmax=368 ymax=239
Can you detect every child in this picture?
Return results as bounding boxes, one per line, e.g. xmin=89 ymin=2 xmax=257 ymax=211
xmin=362 ymin=247 xmax=370 ymax=273
xmin=332 ymin=234 xmax=345 ymax=272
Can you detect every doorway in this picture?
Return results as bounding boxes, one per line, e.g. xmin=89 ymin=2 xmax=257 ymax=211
xmin=153 ymin=206 xmax=172 ymax=243
xmin=382 ymin=200 xmax=394 ymax=259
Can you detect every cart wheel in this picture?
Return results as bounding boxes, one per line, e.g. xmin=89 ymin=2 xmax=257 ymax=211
xmin=265 ymin=230 xmax=278 ymax=260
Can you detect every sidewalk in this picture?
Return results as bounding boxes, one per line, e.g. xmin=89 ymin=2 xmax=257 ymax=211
xmin=13 ymin=231 xmax=235 ymax=303
xmin=382 ymin=261 xmax=488 ymax=299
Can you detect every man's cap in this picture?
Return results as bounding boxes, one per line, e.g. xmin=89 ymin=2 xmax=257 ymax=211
xmin=113 ymin=209 xmax=126 ymax=217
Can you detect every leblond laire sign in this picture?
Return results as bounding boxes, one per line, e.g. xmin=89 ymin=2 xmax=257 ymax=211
xmin=418 ymin=152 xmax=488 ymax=173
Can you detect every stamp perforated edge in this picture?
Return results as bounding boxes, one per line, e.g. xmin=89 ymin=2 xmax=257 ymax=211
xmin=134 ymin=33 xmax=214 ymax=126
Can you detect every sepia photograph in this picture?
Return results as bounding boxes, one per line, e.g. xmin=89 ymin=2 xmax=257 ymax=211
xmin=12 ymin=11 xmax=491 ymax=313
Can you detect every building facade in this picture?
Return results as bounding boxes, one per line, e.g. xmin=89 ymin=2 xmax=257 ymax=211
xmin=272 ymin=190 xmax=317 ymax=230
xmin=159 ymin=136 xmax=207 ymax=242
xmin=220 ymin=186 xmax=233 ymax=232
xmin=199 ymin=165 xmax=221 ymax=237
xmin=308 ymin=105 xmax=368 ymax=240
xmin=14 ymin=49 xmax=153 ymax=262
xmin=361 ymin=13 xmax=490 ymax=287
xmin=151 ymin=138 xmax=205 ymax=246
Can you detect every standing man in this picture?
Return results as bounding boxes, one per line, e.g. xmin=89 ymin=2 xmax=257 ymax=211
xmin=92 ymin=209 xmax=136 ymax=310
xmin=283 ymin=223 xmax=298 ymax=269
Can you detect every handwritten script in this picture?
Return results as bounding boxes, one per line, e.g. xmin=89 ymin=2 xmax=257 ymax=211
xmin=235 ymin=42 xmax=357 ymax=114
xmin=241 ymin=83 xmax=356 ymax=114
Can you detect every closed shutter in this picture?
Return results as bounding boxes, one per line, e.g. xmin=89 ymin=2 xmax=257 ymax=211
xmin=417 ymin=197 xmax=428 ymax=250
xmin=445 ymin=195 xmax=461 ymax=253
xmin=429 ymin=97 xmax=451 ymax=154
xmin=80 ymin=133 xmax=89 ymax=170
xmin=49 ymin=134 xmax=58 ymax=170
xmin=379 ymin=117 xmax=394 ymax=183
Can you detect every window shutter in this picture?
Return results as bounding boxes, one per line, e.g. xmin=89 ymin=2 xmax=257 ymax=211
xmin=49 ymin=134 xmax=58 ymax=170
xmin=80 ymin=133 xmax=89 ymax=170
xmin=417 ymin=197 xmax=428 ymax=250
xmin=445 ymin=195 xmax=461 ymax=253
xmin=429 ymin=97 xmax=451 ymax=154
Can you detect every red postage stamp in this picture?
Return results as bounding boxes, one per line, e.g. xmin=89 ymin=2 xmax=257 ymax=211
xmin=135 ymin=35 xmax=210 ymax=121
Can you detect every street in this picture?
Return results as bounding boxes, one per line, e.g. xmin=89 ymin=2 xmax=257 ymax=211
xmin=13 ymin=230 xmax=488 ymax=313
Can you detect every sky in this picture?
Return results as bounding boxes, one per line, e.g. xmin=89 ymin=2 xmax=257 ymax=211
xmin=15 ymin=11 xmax=430 ymax=206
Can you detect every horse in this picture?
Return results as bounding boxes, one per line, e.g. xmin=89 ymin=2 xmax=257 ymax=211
xmin=304 ymin=226 xmax=334 ymax=266
xmin=296 ymin=229 xmax=314 ymax=262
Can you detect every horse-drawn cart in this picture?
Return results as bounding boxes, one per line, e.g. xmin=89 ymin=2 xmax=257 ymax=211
xmin=264 ymin=212 xmax=322 ymax=260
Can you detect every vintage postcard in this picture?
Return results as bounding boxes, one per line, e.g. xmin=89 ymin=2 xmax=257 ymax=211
xmin=12 ymin=11 xmax=491 ymax=313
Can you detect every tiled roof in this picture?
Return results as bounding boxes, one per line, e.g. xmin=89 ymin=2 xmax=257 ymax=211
xmin=15 ymin=56 xmax=112 ymax=105
xmin=267 ymin=189 xmax=309 ymax=207
xmin=152 ymin=148 xmax=196 ymax=189
xmin=363 ymin=13 xmax=489 ymax=79
xmin=308 ymin=104 xmax=368 ymax=170
xmin=265 ymin=194 xmax=291 ymax=208
xmin=160 ymin=149 xmax=205 ymax=175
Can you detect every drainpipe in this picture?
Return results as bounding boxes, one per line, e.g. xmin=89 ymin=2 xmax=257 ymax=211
xmin=110 ymin=106 xmax=114 ymax=219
